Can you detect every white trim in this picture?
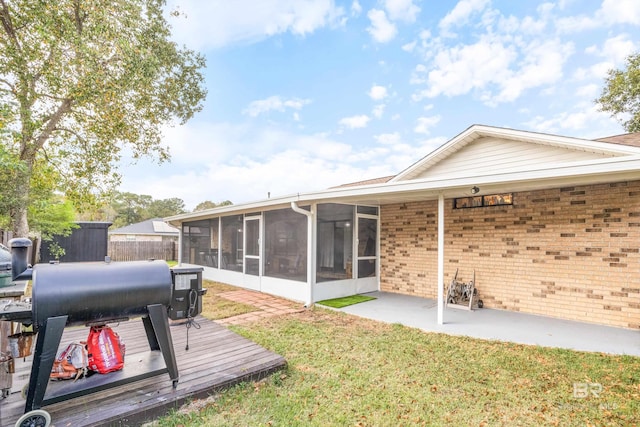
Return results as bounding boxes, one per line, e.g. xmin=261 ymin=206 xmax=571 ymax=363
xmin=391 ymin=125 xmax=640 ymax=182
xmin=166 ymin=154 xmax=640 ymax=225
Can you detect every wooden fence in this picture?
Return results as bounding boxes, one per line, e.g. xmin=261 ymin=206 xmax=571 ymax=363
xmin=108 ymin=240 xmax=177 ymax=262
xmin=0 ymin=229 xmax=13 ymax=247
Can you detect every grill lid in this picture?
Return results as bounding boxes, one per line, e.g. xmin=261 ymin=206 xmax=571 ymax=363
xmin=0 ymin=244 xmax=11 ymax=270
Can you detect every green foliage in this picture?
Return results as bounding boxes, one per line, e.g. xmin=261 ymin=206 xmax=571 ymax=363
xmin=28 ymin=196 xmax=77 ymax=241
xmin=111 ymin=192 xmax=152 ymax=226
xmin=597 ymin=52 xmax=640 ymax=132
xmin=47 ymin=241 xmax=66 ymax=260
xmin=0 ymin=0 xmax=207 ymax=235
xmin=194 ymin=200 xmax=233 ymax=212
xmin=146 ymin=197 xmax=186 ymax=218
xmin=109 ymin=191 xmax=185 ymax=227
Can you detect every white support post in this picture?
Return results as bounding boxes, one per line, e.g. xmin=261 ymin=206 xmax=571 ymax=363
xmin=177 ymin=224 xmax=183 ymax=266
xmin=437 ymin=193 xmax=445 ymax=325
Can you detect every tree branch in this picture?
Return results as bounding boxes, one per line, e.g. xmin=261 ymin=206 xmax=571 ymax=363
xmin=28 ymin=98 xmax=73 ymax=157
xmin=0 ymin=0 xmax=21 ymax=51
xmin=73 ymin=0 xmax=86 ymax=35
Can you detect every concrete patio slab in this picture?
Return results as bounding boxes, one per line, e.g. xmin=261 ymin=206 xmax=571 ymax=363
xmin=335 ymin=291 xmax=640 ymax=356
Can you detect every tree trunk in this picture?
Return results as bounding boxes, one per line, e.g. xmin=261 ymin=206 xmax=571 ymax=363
xmin=12 ymin=204 xmax=29 ymax=237
xmin=11 ymin=159 xmax=31 ymax=237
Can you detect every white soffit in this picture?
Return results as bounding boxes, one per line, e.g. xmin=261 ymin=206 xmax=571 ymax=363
xmin=392 ymin=125 xmax=640 ymax=182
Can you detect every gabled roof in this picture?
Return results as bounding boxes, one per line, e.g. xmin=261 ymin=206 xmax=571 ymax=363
xmin=166 ymin=124 xmax=640 ymax=224
xmin=109 ymin=218 xmax=179 ymax=235
xmin=330 ymin=175 xmax=396 ymax=188
xmin=596 ymin=132 xmax=640 ymax=147
xmin=391 ymin=124 xmax=640 ymax=182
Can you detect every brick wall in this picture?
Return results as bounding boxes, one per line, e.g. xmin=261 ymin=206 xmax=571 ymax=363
xmin=380 ymin=180 xmax=640 ymax=329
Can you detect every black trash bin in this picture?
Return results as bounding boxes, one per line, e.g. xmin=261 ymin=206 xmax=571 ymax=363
xmin=0 ymin=244 xmax=12 ymax=287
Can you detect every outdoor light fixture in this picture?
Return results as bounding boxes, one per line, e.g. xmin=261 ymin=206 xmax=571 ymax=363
xmin=471 ymin=186 xmax=480 ymax=194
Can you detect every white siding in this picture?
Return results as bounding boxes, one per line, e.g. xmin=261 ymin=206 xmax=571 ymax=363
xmin=410 ymin=137 xmax=614 ymax=181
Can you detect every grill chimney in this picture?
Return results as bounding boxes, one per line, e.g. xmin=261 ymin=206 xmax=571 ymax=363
xmin=9 ymin=237 xmax=33 ymax=281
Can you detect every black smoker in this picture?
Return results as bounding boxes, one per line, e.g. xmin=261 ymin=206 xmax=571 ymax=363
xmin=8 ymin=238 xmax=205 ymax=413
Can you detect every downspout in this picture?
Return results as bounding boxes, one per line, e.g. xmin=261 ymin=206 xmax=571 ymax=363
xmin=291 ymin=201 xmax=315 ymax=307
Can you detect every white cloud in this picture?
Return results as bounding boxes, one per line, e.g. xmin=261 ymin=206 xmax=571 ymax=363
xmin=243 ymin=96 xmax=312 ymax=117
xmin=414 ymin=115 xmax=441 ymax=135
xmin=372 ymin=104 xmax=385 ymax=119
xmin=339 ymin=114 xmax=371 ymax=129
xmin=351 ymin=0 xmax=362 ymax=16
xmin=522 ymin=104 xmax=620 ymax=137
xmin=121 ymin=122 xmax=421 ymax=209
xmin=167 ymin=0 xmax=345 ymax=50
xmin=598 ymin=0 xmax=640 ymax=25
xmin=556 ymin=0 xmax=640 ymax=34
xmin=402 ymin=40 xmax=417 ymax=52
xmin=367 ymin=9 xmax=397 ymax=43
xmin=581 ymin=35 xmax=637 ymax=80
xmin=374 ymin=132 xmax=401 ymax=145
xmin=555 ymin=15 xmax=598 ymax=34
xmin=493 ymin=39 xmax=574 ymax=104
xmin=418 ymin=37 xmax=516 ymax=99
xmin=596 ymin=35 xmax=637 ymax=64
xmin=384 ymin=0 xmax=420 ymax=23
xmin=439 ymin=0 xmax=490 ymax=36
xmin=368 ymin=85 xmax=389 ymax=100
xmin=575 ymin=83 xmax=599 ymax=98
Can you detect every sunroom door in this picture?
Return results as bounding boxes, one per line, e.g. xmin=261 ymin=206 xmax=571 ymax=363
xmin=355 ymin=212 xmax=378 ymax=293
xmin=244 ymin=215 xmax=262 ymax=284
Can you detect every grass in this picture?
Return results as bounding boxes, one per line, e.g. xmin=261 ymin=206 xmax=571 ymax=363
xmin=199 ymin=280 xmax=257 ymax=320
xmin=155 ymin=307 xmax=640 ymax=426
xmin=317 ymin=295 xmax=377 ymax=308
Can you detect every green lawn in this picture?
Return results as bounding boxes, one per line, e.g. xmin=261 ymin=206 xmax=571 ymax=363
xmin=155 ymin=307 xmax=640 ymax=426
xmin=317 ymin=294 xmax=377 ymax=308
xmin=199 ymin=280 xmax=257 ymax=320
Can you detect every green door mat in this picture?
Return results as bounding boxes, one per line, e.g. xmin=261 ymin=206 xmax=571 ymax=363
xmin=317 ymin=295 xmax=376 ymax=308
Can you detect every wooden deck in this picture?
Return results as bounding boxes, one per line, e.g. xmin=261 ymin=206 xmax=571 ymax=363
xmin=0 ymin=317 xmax=286 ymax=426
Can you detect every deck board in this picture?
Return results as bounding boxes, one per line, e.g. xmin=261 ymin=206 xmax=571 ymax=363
xmin=0 ymin=317 xmax=285 ymax=427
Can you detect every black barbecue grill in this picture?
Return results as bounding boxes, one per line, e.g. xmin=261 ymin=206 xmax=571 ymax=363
xmin=1 ymin=238 xmax=206 ymax=427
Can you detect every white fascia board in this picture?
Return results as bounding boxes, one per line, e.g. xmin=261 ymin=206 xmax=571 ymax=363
xmin=167 ymin=155 xmax=640 ymax=225
xmin=391 ymin=125 xmax=640 ymax=183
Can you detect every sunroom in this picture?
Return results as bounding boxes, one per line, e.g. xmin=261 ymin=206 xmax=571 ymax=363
xmin=172 ymin=202 xmax=380 ymax=305
xmin=166 ymin=124 xmax=640 ymax=329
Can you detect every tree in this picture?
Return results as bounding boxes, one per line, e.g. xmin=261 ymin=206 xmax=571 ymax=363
xmin=0 ymin=0 xmax=206 ymax=237
xmin=145 ymin=197 xmax=185 ymax=219
xmin=111 ymin=192 xmax=152 ymax=227
xmin=108 ymin=191 xmax=185 ymax=227
xmin=597 ymin=52 xmax=640 ymax=132
xmin=1 ymin=142 xmax=77 ymax=240
xmin=194 ymin=200 xmax=233 ymax=212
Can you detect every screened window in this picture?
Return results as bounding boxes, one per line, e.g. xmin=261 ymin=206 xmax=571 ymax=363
xmin=264 ymin=208 xmax=307 ymax=281
xmin=221 ymin=215 xmax=243 ymax=272
xmin=181 ymin=220 xmax=211 ymax=265
xmin=316 ymin=204 xmax=354 ymax=282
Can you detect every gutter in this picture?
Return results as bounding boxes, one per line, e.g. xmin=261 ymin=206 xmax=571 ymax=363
xmin=291 ymin=201 xmax=315 ymax=307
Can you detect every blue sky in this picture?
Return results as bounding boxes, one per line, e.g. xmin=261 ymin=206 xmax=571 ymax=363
xmin=118 ymin=0 xmax=640 ymax=210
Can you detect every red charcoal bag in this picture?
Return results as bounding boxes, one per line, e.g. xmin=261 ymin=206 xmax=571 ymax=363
xmin=87 ymin=325 xmax=125 ymax=374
